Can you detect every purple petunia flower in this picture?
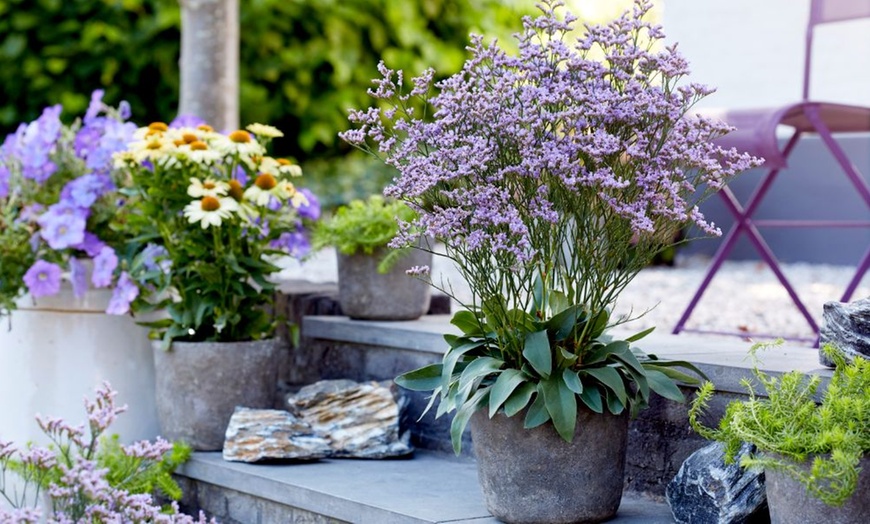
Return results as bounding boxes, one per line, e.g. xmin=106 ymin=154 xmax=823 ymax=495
xmin=23 ymin=260 xmax=63 ymax=298
xmin=38 ymin=214 xmax=87 ymax=250
xmin=61 ymin=173 xmax=115 ymax=208
xmin=139 ymin=243 xmax=170 ymax=273
xmin=91 ymin=246 xmax=118 ymax=288
xmin=297 ymin=188 xmax=321 ymax=221
xmin=73 ymin=232 xmax=107 ymax=258
xmin=106 ymin=271 xmax=139 ymax=315
xmin=170 ymin=114 xmax=206 ymax=129
xmin=84 ymin=89 xmax=106 ymax=124
xmin=271 ymin=229 xmax=311 ymax=259
xmin=0 ymin=163 xmax=9 ymax=199
xmin=68 ymin=257 xmax=89 ymax=298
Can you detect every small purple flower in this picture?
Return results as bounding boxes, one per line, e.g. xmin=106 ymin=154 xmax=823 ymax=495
xmin=0 ymin=163 xmax=9 ymax=198
xmin=84 ymin=89 xmax=106 ymax=124
xmin=139 ymin=243 xmax=170 ymax=273
xmin=106 ymin=271 xmax=139 ymax=315
xmin=23 ymin=259 xmax=63 ymax=297
xmin=271 ymin=230 xmax=311 ymax=259
xmin=170 ymin=114 xmax=207 ymax=129
xmin=61 ymin=173 xmax=115 ymax=208
xmin=267 ymin=195 xmax=282 ymax=211
xmin=69 ymin=257 xmax=89 ymax=298
xmin=91 ymin=246 xmax=118 ymax=288
xmin=297 ymin=188 xmax=321 ymax=220
xmin=73 ymin=232 xmax=107 ymax=258
xmin=39 ymin=214 xmax=87 ymax=250
xmin=233 ymin=165 xmax=249 ymax=186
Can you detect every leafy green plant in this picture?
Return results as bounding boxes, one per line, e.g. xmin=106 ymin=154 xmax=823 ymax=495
xmin=398 ymin=289 xmax=704 ymax=453
xmin=312 ymin=195 xmax=416 ymax=273
xmin=689 ymin=343 xmax=870 ymax=506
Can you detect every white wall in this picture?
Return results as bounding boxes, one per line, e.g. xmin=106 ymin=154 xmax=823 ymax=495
xmin=662 ymin=0 xmax=870 ymax=109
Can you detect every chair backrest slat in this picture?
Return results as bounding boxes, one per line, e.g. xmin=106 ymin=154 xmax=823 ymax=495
xmin=803 ymin=0 xmax=870 ymax=99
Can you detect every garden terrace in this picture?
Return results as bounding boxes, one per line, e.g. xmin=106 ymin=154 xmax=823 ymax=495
xmin=171 ymin=284 xmax=832 ymax=523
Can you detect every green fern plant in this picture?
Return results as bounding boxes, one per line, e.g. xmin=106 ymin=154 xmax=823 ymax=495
xmin=689 ymin=342 xmax=870 ymax=506
xmin=312 ymin=195 xmax=418 ymax=273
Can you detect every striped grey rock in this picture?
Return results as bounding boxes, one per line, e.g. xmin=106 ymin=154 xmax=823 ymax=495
xmin=666 ymin=442 xmax=768 ymax=524
xmin=287 ymin=379 xmax=413 ymax=459
xmin=820 ymin=297 xmax=870 ymax=367
xmin=222 ymin=407 xmax=331 ymax=463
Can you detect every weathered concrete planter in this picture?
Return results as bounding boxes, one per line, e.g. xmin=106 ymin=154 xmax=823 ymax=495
xmin=0 ymin=289 xmax=158 ymax=446
xmin=765 ymin=455 xmax=870 ymax=524
xmin=152 ymin=338 xmax=281 ymax=451
xmin=470 ymin=406 xmax=630 ymax=524
xmin=336 ymin=246 xmax=432 ymax=320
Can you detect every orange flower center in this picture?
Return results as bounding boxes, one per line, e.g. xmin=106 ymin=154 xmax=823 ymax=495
xmin=254 ymin=173 xmax=277 ymax=190
xmin=197 ymin=124 xmax=214 ymax=132
xmin=203 ymin=181 xmax=216 ymax=189
xmin=201 ymin=196 xmax=221 ymax=212
xmin=146 ymin=140 xmax=163 ymax=150
xmin=189 ymin=141 xmax=208 ymax=151
xmin=173 ymin=139 xmax=185 ymax=146
xmin=276 ymin=158 xmax=292 ymax=166
xmin=228 ymin=130 xmax=251 ymax=143
xmin=228 ymin=180 xmax=244 ymax=201
xmin=183 ymin=133 xmax=199 ymax=144
xmin=148 ymin=122 xmax=169 ymax=132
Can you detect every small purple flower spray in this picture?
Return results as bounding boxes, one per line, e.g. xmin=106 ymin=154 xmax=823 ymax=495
xmin=342 ymin=0 xmax=762 ymax=353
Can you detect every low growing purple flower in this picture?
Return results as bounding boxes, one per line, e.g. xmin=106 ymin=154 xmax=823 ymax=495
xmin=272 ymin=229 xmax=311 ymax=259
xmin=61 ymin=172 xmax=115 ymax=208
xmin=38 ymin=211 xmax=87 ymax=250
xmin=170 ymin=113 xmax=207 ymax=129
xmin=23 ymin=259 xmax=62 ymax=297
xmin=73 ymin=232 xmax=107 ymax=258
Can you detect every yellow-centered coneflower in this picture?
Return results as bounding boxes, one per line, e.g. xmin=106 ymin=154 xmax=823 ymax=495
xmin=228 ymin=130 xmax=251 ymax=143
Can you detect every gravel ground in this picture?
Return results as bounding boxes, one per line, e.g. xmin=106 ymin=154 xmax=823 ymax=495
xmin=278 ymin=249 xmax=869 ymax=346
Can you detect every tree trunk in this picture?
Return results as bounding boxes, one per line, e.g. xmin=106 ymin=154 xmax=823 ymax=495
xmin=178 ymin=0 xmax=239 ymax=131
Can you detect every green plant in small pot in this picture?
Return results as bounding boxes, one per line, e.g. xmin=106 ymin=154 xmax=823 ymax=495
xmin=313 ymin=195 xmax=433 ymax=320
xmin=339 ymin=0 xmax=761 ymax=522
xmin=689 ymin=343 xmax=870 ymax=523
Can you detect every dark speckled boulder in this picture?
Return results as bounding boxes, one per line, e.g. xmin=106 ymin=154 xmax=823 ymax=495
xmin=666 ymin=442 xmax=768 ymax=524
xmin=819 ymin=297 xmax=870 ymax=367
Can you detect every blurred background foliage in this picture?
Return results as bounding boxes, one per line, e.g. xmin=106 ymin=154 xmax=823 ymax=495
xmin=0 ymin=0 xmax=633 ymax=207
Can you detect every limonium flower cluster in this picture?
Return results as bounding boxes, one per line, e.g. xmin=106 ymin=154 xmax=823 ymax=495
xmin=115 ymin=121 xmax=319 ymax=345
xmin=347 ymin=0 xmax=763 ymax=446
xmin=342 ymin=0 xmax=761 ymax=324
xmin=0 ymin=90 xmax=137 ymax=318
xmin=0 ymin=382 xmax=214 ymax=523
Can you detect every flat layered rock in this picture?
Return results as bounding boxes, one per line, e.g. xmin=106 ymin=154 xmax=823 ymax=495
xmin=287 ymin=379 xmax=413 ymax=459
xmin=222 ymin=408 xmax=331 ymax=463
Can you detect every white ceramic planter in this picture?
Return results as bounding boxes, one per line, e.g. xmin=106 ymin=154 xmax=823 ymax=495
xmin=0 ymin=288 xmax=159 ymax=446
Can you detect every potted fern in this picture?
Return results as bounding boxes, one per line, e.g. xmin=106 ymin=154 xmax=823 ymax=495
xmin=689 ymin=344 xmax=869 ymax=524
xmin=312 ymin=195 xmax=432 ymax=320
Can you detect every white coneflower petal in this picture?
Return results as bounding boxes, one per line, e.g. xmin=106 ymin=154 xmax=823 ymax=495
xmin=187 ymin=177 xmax=229 ymax=198
xmin=246 ymin=123 xmax=284 ymax=138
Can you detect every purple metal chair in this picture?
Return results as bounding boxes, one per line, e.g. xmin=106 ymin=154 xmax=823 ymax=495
xmin=673 ymin=0 xmax=870 ymax=343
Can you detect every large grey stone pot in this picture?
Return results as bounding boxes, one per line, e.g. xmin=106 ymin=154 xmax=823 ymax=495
xmin=766 ymin=455 xmax=870 ymax=524
xmin=470 ymin=406 xmax=630 ymax=524
xmin=337 ymin=246 xmax=432 ymax=320
xmin=152 ymin=338 xmax=280 ymax=451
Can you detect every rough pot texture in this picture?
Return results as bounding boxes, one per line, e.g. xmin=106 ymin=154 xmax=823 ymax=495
xmin=470 ymin=406 xmax=630 ymax=524
xmin=765 ymin=455 xmax=870 ymax=524
xmin=337 ymin=246 xmax=432 ymax=320
xmin=152 ymin=338 xmax=280 ymax=451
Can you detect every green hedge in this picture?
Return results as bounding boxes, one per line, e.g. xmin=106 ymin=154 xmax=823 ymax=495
xmin=0 ymin=0 xmax=532 ymax=164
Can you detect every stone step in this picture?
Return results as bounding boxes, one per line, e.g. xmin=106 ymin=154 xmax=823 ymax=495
xmin=176 ymin=450 xmax=676 ymax=524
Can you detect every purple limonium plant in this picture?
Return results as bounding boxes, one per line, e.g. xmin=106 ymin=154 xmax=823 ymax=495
xmin=0 ymin=90 xmax=138 ymax=318
xmin=0 ymin=382 xmax=214 ymax=523
xmin=343 ymin=0 xmax=763 ymax=450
